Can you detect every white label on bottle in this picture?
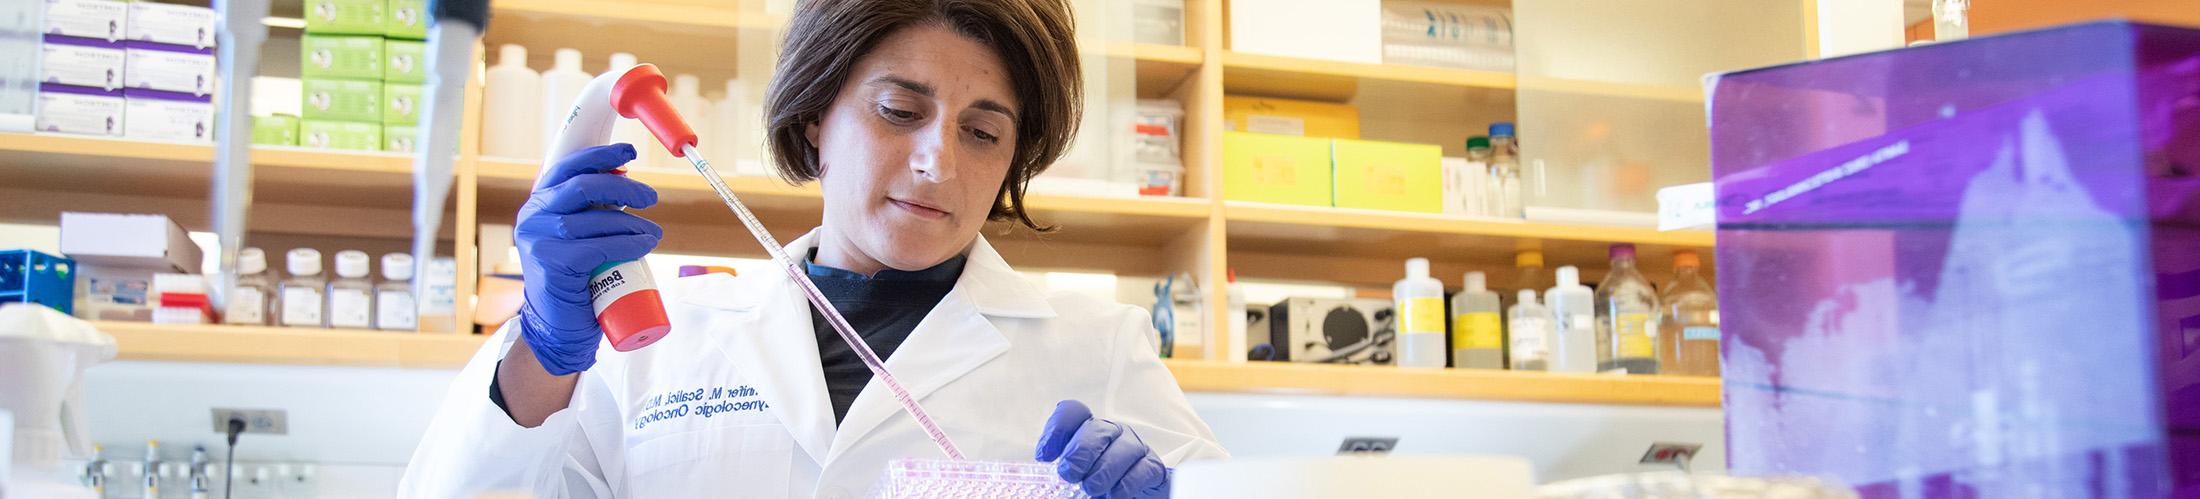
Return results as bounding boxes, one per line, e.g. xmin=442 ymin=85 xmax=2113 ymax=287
xmin=329 ymin=289 xmax=372 ymax=328
xmin=225 ymin=287 xmax=265 ymax=324
xmin=376 ymin=290 xmax=416 ymax=330
xmin=281 ymin=287 xmax=322 ymax=326
xmin=1510 ymin=317 xmax=1550 ymax=361
xmin=588 ymin=260 xmax=656 ymax=315
xmin=1684 ymin=326 xmax=1721 ymax=341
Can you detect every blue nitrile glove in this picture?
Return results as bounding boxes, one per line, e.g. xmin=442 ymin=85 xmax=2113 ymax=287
xmin=514 ymin=144 xmax=661 ymax=376
xmin=1036 ymin=400 xmax=1170 ymax=499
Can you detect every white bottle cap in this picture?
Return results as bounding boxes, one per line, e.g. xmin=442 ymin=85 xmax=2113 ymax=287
xmin=553 ymin=48 xmax=581 ymax=71
xmin=674 ymin=74 xmax=700 ymax=96
xmin=608 ymin=52 xmax=637 ymax=73
xmin=1517 ymin=289 xmax=1536 ymax=304
xmin=381 ymin=253 xmax=415 ymax=281
xmin=498 ymin=44 xmax=528 ymax=68
xmin=334 ymin=250 xmax=370 ymax=278
xmin=237 ymin=247 xmax=266 ymax=275
xmin=1556 ymin=266 xmax=1580 ymax=286
xmin=1405 ymin=258 xmax=1430 ymax=279
xmin=1464 ymin=271 xmax=1486 ymax=292
xmin=287 ymin=248 xmax=322 ymax=277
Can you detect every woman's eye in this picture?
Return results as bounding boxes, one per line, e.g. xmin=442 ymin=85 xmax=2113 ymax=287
xmin=878 ymin=105 xmax=920 ymax=123
xmin=969 ymin=127 xmax=1000 ymax=144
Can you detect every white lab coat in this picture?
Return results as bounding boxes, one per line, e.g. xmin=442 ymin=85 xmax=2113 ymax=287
xmin=398 ymin=231 xmax=1228 ymax=498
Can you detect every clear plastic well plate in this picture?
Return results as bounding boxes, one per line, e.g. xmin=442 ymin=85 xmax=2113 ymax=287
xmin=869 ymin=459 xmax=1089 ymax=499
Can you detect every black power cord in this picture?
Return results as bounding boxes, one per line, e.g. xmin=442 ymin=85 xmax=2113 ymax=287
xmin=224 ymin=417 xmax=245 ymax=499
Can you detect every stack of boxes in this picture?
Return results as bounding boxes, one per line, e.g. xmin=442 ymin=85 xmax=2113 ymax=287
xmin=290 ymin=0 xmax=428 ymax=152
xmin=1220 ymin=96 xmax=1445 ymax=214
xmin=38 ymin=0 xmax=218 ymax=143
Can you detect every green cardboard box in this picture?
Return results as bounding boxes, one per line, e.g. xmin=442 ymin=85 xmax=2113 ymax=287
xmin=383 ymin=124 xmax=416 ymax=152
xmin=1331 ymin=138 xmax=1443 ymax=213
xmin=299 ymin=34 xmax=384 ymax=80
xmin=303 ymin=0 xmax=386 ymax=35
xmin=253 ymin=114 xmax=300 ymax=146
xmin=1222 ymin=131 xmax=1334 ymax=207
xmin=383 ymin=39 xmax=425 ymax=83
xmin=385 ymin=0 xmax=427 ymax=39
xmin=383 ymin=83 xmax=421 ymax=125
xmin=302 ymin=78 xmax=383 ymax=122
xmin=300 ymin=119 xmax=382 ymax=151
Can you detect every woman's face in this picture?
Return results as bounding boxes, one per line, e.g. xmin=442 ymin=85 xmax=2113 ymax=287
xmin=807 ymin=23 xmax=1019 ymax=274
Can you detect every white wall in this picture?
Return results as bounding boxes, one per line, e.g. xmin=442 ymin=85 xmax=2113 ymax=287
xmin=51 ymin=360 xmax=1724 ymax=496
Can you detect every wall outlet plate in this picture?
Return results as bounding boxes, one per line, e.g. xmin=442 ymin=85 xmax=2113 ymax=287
xmin=210 ymin=408 xmax=288 ymax=435
xmin=1336 ymin=437 xmax=1398 ymax=455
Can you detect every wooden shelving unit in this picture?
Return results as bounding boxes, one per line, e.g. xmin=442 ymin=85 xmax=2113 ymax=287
xmin=0 ymin=0 xmax=1777 ymax=406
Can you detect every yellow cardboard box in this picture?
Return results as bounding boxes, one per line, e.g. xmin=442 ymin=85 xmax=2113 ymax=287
xmin=1332 ymin=138 xmax=1443 ymax=213
xmin=1222 ymin=96 xmax=1359 ymax=139
xmin=1223 ymin=132 xmax=1333 ymax=207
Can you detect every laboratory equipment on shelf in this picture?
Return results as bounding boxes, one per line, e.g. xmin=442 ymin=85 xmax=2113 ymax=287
xmin=1546 ymin=266 xmax=1595 ymax=373
xmin=538 ymin=49 xmax=590 ymax=154
xmin=375 ymin=252 xmax=417 ymax=331
xmin=277 ymin=248 xmax=326 ymax=328
xmin=221 ymin=248 xmax=271 ymax=326
xmin=1486 ymin=122 xmax=1524 ymax=218
xmin=1392 ymin=258 xmax=1447 ymax=368
xmin=481 ymin=44 xmax=542 ymax=160
xmin=1658 ymin=250 xmax=1719 ymax=376
xmin=327 ymin=250 xmax=374 ymax=329
xmin=1450 ymin=271 xmax=1503 ymax=369
xmin=0 ymin=304 xmax=115 ymax=499
xmin=1594 ymin=243 xmax=1659 ymax=374
xmin=1507 ymin=289 xmax=1551 ymax=371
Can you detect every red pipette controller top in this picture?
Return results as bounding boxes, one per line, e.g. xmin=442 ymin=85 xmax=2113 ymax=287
xmin=610 ymin=63 xmax=700 ymax=158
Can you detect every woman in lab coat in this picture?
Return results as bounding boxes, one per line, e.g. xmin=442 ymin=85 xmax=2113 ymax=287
xmin=398 ymin=0 xmax=1226 ymax=497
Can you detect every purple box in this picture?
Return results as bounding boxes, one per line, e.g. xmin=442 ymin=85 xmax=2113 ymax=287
xmin=1708 ymin=21 xmax=2200 ymax=498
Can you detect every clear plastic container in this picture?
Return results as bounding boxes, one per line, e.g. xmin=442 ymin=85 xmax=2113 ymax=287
xmin=1593 ymin=243 xmax=1659 ymax=374
xmin=327 ymin=250 xmax=374 ymax=329
xmin=1507 ymin=289 xmax=1551 ymax=371
xmin=277 ymin=248 xmax=326 ymax=328
xmin=1380 ymin=1 xmax=1514 ymax=72
xmin=869 ymin=459 xmax=1087 ymax=499
xmin=1657 ymin=251 xmax=1718 ymax=376
xmin=222 ymin=247 xmax=273 ymax=326
xmin=375 ymin=252 xmax=417 ymax=331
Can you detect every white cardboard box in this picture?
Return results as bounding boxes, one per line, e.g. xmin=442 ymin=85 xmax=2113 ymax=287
xmin=125 ymin=1 xmax=216 ymax=49
xmin=123 ymin=42 xmax=215 ymax=96
xmin=40 ymin=36 xmax=125 ymax=90
xmin=122 ymin=89 xmax=214 ymax=142
xmin=35 ymin=84 xmax=124 ymax=136
xmin=1229 ymin=0 xmax=1381 ymax=64
xmin=58 ymin=212 xmax=203 ymax=272
xmin=44 ymin=0 xmax=127 ymax=42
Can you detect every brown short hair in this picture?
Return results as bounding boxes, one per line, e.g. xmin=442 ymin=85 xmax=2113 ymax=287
xmin=764 ymin=0 xmax=1082 ymax=231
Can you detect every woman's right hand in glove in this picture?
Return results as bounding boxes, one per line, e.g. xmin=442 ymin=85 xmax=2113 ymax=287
xmin=512 ymin=143 xmax=662 ymax=377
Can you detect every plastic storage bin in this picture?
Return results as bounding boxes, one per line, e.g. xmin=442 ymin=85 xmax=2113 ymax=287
xmin=1707 ymin=21 xmax=2200 ymax=497
xmin=1 ymin=250 xmax=77 ymax=314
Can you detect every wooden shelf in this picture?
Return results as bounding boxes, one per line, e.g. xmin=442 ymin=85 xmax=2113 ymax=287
xmin=1222 ymin=201 xmax=1712 ymax=287
xmin=1517 ymin=75 xmax=1706 ymax=103
xmin=93 ymin=322 xmax=1716 ymax=406
xmin=1165 ymin=359 xmax=1721 ymax=407
xmin=1115 ymin=43 xmax=1204 ymax=96
xmin=98 ymin=321 xmax=488 ymax=370
xmin=0 ymin=133 xmax=424 ymax=208
xmin=1220 ymin=51 xmax=1516 ymax=101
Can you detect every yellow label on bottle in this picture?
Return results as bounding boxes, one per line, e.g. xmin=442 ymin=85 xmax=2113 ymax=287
xmin=1617 ymin=313 xmax=1654 ymax=357
xmin=1453 ymin=312 xmax=1502 ymax=349
xmin=1401 ymin=297 xmax=1445 ymax=335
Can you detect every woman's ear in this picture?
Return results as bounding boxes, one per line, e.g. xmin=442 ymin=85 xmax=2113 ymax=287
xmin=805 ymin=121 xmax=822 ymax=149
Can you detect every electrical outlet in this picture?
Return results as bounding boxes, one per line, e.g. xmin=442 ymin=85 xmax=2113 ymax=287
xmin=1336 ymin=436 xmax=1398 ymax=455
xmin=209 ymin=408 xmax=288 ymax=435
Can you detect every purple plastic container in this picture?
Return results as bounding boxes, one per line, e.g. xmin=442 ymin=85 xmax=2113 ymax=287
xmin=1708 ymin=21 xmax=2200 ymax=498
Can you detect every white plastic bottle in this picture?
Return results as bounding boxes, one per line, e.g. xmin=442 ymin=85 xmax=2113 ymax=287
xmin=326 ymin=250 xmax=374 ymax=329
xmin=1393 ymin=258 xmax=1447 ymax=368
xmin=482 ymin=44 xmax=542 ymax=161
xmin=277 ymin=248 xmax=326 ymax=328
xmin=708 ymin=78 xmax=746 ymax=174
xmin=222 ymin=247 xmax=273 ymax=326
xmin=375 ymin=253 xmax=417 ymax=331
xmin=1595 ymin=243 xmax=1661 ymax=374
xmin=539 ymin=48 xmax=591 ymax=157
xmin=604 ymin=53 xmax=655 ymax=167
xmin=1546 ymin=266 xmax=1596 ymax=373
xmin=1225 ymin=269 xmax=1247 ymax=363
xmin=1507 ymin=290 xmax=1551 ymax=370
xmin=1450 ymin=271 xmax=1503 ymax=369
xmin=660 ymin=73 xmax=712 ymax=171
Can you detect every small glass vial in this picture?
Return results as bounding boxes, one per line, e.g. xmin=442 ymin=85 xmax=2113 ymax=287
xmin=375 ymin=252 xmax=417 ymax=331
xmin=277 ymin=248 xmax=327 ymax=328
xmin=327 ymin=250 xmax=375 ymax=329
xmin=222 ymin=247 xmax=274 ymax=326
